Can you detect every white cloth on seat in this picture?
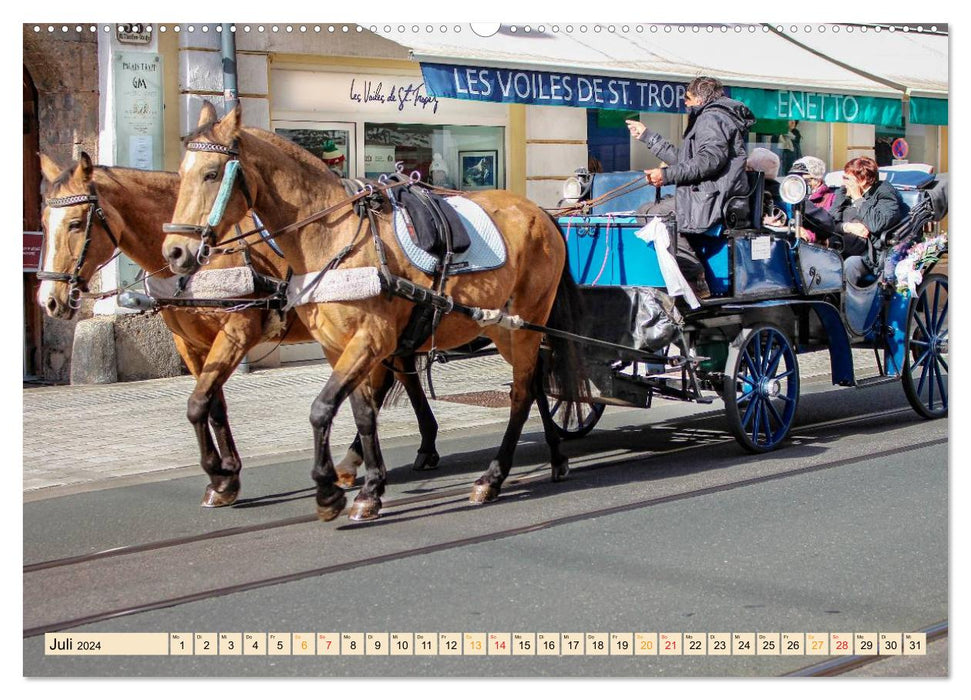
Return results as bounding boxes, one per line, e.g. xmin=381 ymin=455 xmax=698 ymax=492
xmin=634 ymin=218 xmax=700 ymax=309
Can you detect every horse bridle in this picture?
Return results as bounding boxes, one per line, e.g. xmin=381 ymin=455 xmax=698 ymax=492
xmin=163 ymin=140 xmax=253 ymax=265
xmin=37 ymin=189 xmax=121 ymax=309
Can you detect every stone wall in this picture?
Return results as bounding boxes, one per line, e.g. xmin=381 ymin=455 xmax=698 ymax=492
xmin=24 ymin=25 xmax=101 ymax=382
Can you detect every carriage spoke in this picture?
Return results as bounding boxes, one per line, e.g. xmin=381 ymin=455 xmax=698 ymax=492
xmin=938 ymin=355 xmax=949 ymax=372
xmin=909 ymin=338 xmax=930 ymax=349
xmin=766 ymin=399 xmax=785 ymax=431
xmin=750 ymin=400 xmax=764 ymax=445
xmin=760 ymin=333 xmax=775 ymax=374
xmin=916 ymin=352 xmax=931 ymax=397
xmin=936 ymin=300 xmax=948 ymax=335
xmin=740 ymin=395 xmax=758 ymax=430
xmin=913 ymin=312 xmax=931 ymax=343
xmin=911 ymin=347 xmax=932 ymax=372
xmin=773 ymin=368 xmax=796 ymax=381
xmin=934 ymin=358 xmax=947 ymax=410
xmin=766 ymin=342 xmax=785 ymax=378
xmin=742 ymin=350 xmax=760 ymax=383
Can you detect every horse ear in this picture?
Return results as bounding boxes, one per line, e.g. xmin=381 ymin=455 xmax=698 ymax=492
xmin=214 ymin=103 xmax=242 ymax=144
xmin=39 ymin=154 xmax=62 ymax=184
xmin=198 ymin=100 xmax=218 ymax=128
xmin=72 ymin=152 xmax=94 ymax=185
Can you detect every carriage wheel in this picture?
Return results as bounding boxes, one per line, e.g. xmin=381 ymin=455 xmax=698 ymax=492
xmin=902 ymin=273 xmax=948 ymax=419
xmin=722 ymin=324 xmax=800 ymax=453
xmin=535 ymin=394 xmax=605 ymax=440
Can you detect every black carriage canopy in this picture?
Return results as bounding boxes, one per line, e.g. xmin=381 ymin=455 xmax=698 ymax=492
xmin=379 ymin=23 xmax=947 ymax=127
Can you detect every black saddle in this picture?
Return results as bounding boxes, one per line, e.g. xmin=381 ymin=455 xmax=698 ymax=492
xmin=391 ymin=185 xmax=472 ymax=257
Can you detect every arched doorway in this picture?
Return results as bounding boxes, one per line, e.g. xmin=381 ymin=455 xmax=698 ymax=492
xmin=24 ymin=66 xmax=42 ymax=378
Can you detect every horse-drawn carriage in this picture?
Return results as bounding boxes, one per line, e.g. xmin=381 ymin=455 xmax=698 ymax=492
xmin=37 ymin=101 xmax=948 ymax=521
xmin=545 ymin=164 xmax=948 ymax=452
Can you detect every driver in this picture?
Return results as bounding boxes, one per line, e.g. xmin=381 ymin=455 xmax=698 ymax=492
xmin=827 ymin=157 xmax=905 ymax=285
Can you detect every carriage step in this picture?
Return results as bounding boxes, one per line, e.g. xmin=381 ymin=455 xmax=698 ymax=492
xmin=855 ymin=375 xmax=900 ymax=389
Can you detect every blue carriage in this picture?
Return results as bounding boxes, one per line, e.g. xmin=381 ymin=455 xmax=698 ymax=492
xmin=548 ymin=166 xmax=948 ymax=452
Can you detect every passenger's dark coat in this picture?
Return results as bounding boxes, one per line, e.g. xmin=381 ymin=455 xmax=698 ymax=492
xmin=638 ymin=97 xmax=756 ymax=233
xmin=828 ymin=179 xmax=905 ymax=257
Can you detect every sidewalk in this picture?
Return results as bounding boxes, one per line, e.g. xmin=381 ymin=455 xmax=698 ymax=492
xmin=22 ymin=349 xmax=877 ymax=494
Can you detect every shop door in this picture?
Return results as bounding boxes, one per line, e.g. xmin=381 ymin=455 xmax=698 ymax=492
xmin=23 ymin=67 xmax=42 ymax=379
xmin=271 ymin=121 xmax=357 ymax=365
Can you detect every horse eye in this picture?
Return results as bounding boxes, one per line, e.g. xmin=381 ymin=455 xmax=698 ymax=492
xmin=68 ymin=219 xmax=83 ymax=231
xmin=204 ymin=170 xmax=220 ymax=182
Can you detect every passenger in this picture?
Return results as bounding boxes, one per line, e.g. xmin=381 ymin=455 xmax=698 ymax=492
xmin=788 ymin=156 xmax=838 ymax=243
xmin=626 ymin=76 xmax=755 ymax=299
xmin=827 ymin=157 xmax=905 ymax=285
xmin=745 ymin=147 xmax=786 ymax=227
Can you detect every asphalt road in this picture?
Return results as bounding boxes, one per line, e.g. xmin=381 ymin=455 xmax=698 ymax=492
xmin=23 ymin=380 xmax=948 ymax=678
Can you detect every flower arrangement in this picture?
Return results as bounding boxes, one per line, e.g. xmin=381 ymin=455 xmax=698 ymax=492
xmin=892 ymin=232 xmax=948 ymax=296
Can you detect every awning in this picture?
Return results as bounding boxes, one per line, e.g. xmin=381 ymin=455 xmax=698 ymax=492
xmin=372 ymin=23 xmax=948 ymax=127
xmin=776 ymin=24 xmax=948 ymax=125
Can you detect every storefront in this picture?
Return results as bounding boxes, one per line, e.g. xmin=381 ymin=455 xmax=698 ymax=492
xmin=271 ymin=64 xmax=512 ymax=189
xmin=401 ymin=24 xmax=948 ymax=184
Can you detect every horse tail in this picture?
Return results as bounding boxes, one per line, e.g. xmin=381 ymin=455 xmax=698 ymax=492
xmin=540 ymin=212 xmax=590 ymax=403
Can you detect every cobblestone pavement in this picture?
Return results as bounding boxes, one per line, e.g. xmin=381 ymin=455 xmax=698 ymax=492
xmin=23 ymin=349 xmax=878 ymax=494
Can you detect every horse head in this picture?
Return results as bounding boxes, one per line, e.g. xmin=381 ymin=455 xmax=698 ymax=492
xmin=164 ymin=101 xmax=251 ymax=275
xmin=37 ymin=152 xmax=121 ymax=320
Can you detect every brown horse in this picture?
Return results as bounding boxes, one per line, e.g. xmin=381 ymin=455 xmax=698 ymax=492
xmin=163 ymin=102 xmax=585 ymax=521
xmin=36 ymin=152 xmax=441 ymax=506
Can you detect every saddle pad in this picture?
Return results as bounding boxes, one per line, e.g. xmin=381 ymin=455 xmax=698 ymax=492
xmin=144 ymin=267 xmax=255 ymax=299
xmin=392 ymin=196 xmax=507 ymax=275
xmin=397 ymin=188 xmax=471 ymax=255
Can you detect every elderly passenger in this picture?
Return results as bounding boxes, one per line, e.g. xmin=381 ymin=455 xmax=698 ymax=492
xmin=827 ymin=157 xmax=905 ymax=286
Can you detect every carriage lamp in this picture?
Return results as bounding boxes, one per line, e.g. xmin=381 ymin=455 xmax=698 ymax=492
xmin=562 ymin=168 xmax=593 ymax=202
xmin=780 ymin=174 xmax=809 ymax=205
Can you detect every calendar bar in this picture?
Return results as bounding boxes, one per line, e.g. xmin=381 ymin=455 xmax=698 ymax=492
xmin=42 ymin=631 xmax=928 ymax=656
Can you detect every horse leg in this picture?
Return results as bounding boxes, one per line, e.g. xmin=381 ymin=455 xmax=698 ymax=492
xmin=335 ymin=355 xmax=440 ymax=479
xmin=470 ymin=333 xmax=545 ymax=504
xmin=310 ymin=336 xmax=384 ymax=522
xmin=207 ymin=385 xmax=246 ymax=486
xmin=398 ymin=354 xmax=440 ymax=471
xmin=532 ymin=365 xmax=570 ymax=481
xmin=181 ymin=327 xmax=255 ymax=507
xmin=346 ymin=385 xmax=386 ymax=521
xmin=173 ymin=336 xmax=234 ymax=506
xmin=334 ymin=363 xmax=394 ymax=489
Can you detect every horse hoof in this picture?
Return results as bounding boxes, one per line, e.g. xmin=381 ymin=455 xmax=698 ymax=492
xmin=335 ymin=471 xmax=357 ymax=489
xmin=316 ymin=490 xmax=347 ymax=522
xmin=348 ymin=498 xmax=382 ymax=521
xmin=201 ymin=485 xmax=239 ymax=508
xmin=413 ymin=451 xmax=441 ymax=471
xmin=552 ymin=459 xmax=570 ymax=482
xmin=469 ymin=482 xmax=500 ymax=504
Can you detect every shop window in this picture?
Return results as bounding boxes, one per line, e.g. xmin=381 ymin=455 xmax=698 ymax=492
xmin=364 ymin=123 xmax=504 ymax=191
xmin=275 ymin=126 xmax=354 ymax=178
xmin=749 ymin=119 xmax=832 ymax=175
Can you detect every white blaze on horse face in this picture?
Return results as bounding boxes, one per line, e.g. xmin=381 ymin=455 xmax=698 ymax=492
xmin=37 ymin=207 xmax=68 ymax=308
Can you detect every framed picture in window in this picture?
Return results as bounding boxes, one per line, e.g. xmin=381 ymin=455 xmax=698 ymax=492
xmin=459 ymin=150 xmax=498 ymax=190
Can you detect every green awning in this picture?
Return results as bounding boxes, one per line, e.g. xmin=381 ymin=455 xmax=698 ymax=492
xmin=731 ymin=87 xmax=904 ymax=128
xmin=910 ymin=97 xmax=948 ymax=126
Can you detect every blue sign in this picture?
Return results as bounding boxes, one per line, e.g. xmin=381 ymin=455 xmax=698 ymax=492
xmin=420 ymin=62 xmax=688 ymax=113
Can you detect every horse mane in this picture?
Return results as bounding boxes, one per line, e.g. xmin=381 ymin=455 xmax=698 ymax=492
xmin=239 ymin=126 xmax=342 ymax=184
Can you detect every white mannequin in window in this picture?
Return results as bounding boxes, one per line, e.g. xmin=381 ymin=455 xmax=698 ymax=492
xmin=430 ymin=152 xmax=451 ymax=188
